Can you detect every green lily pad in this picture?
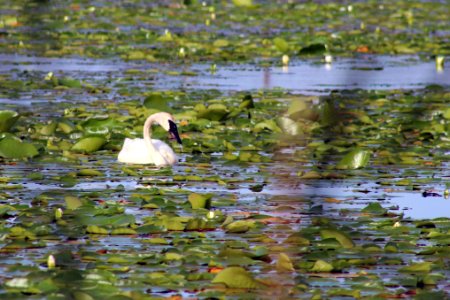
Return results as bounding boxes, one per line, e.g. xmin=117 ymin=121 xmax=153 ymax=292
xmin=399 ymin=262 xmax=433 ymax=273
xmin=336 ymin=148 xmax=371 ymax=169
xmin=65 ymin=196 xmax=83 ymax=210
xmin=310 ymin=259 xmax=334 ymax=272
xmin=58 ymin=77 xmax=82 ymax=88
xmin=320 ymin=229 xmax=355 ymax=249
xmin=188 ymin=193 xmax=212 ymax=209
xmin=197 ymin=104 xmax=229 ymax=121
xmin=212 ymin=267 xmax=263 ymax=288
xmin=273 ymin=37 xmax=289 ymax=53
xmin=71 ymin=137 xmax=106 ymax=153
xmin=232 ymin=0 xmax=253 ymax=7
xmin=143 ymin=93 xmax=171 ymax=111
xmin=0 ymin=136 xmax=39 ymax=159
xmin=362 ymin=202 xmax=387 ymax=215
xmin=0 ymin=110 xmax=19 ymax=132
xmin=225 ymin=220 xmax=253 ymax=233
xmin=82 ymin=117 xmax=123 ymax=135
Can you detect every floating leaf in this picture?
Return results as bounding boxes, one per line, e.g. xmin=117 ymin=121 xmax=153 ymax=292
xmin=212 ymin=267 xmax=263 ymax=288
xmin=111 ymin=228 xmax=137 ymax=235
xmin=226 ymin=220 xmax=253 ymax=233
xmin=320 ymin=229 xmax=354 ymax=249
xmin=58 ymin=77 xmax=82 ymax=88
xmin=77 ymin=169 xmax=104 ymax=177
xmin=277 ymin=117 xmax=302 ymax=135
xmin=86 ymin=225 xmax=108 ymax=235
xmin=276 ymin=253 xmax=295 ymax=272
xmin=78 ymin=214 xmax=135 ymax=227
xmin=65 ymin=196 xmax=83 ymax=210
xmin=362 ymin=202 xmax=387 ymax=215
xmin=311 ymin=260 xmax=334 ymax=272
xmin=143 ymin=93 xmax=171 ymax=111
xmin=213 ymin=39 xmax=230 ymax=48
xmin=273 ymin=37 xmax=289 ymax=53
xmin=232 ymin=0 xmax=253 ymax=7
xmin=0 ymin=137 xmax=38 ymax=159
xmin=82 ymin=117 xmax=123 ymax=135
xmin=399 ymin=262 xmax=432 ymax=273
xmin=0 ymin=110 xmax=19 ymax=132
xmin=71 ymin=137 xmax=106 ymax=153
xmin=197 ymin=104 xmax=229 ymax=121
xmin=188 ymin=193 xmax=212 ymax=209
xmin=336 ymin=148 xmax=371 ymax=169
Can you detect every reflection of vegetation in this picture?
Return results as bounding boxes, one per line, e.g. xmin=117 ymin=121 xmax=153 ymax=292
xmin=18 ymin=0 xmax=63 ymax=54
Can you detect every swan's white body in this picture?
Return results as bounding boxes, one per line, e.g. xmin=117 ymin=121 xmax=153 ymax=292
xmin=118 ymin=112 xmax=181 ymax=166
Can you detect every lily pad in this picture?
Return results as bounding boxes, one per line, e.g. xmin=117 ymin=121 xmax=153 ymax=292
xmin=143 ymin=93 xmax=171 ymax=111
xmin=212 ymin=267 xmax=263 ymax=288
xmin=276 ymin=253 xmax=295 ymax=272
xmin=197 ymin=104 xmax=229 ymax=121
xmin=320 ymin=229 xmax=355 ymax=249
xmin=71 ymin=137 xmax=106 ymax=153
xmin=0 ymin=110 xmax=19 ymax=132
xmin=336 ymin=148 xmax=371 ymax=169
xmin=0 ymin=136 xmax=39 ymax=159
xmin=310 ymin=259 xmax=334 ymax=272
xmin=188 ymin=193 xmax=212 ymax=209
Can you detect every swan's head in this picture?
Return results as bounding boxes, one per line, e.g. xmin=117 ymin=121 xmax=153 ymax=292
xmin=152 ymin=112 xmax=182 ymax=144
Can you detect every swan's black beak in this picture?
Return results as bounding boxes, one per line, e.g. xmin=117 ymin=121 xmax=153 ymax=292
xmin=168 ymin=120 xmax=182 ymax=144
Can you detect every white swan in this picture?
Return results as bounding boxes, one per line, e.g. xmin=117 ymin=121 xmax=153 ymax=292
xmin=118 ymin=112 xmax=182 ymax=166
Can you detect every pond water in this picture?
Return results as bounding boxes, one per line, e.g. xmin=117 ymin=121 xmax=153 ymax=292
xmin=1 ymin=53 xmax=448 ymax=221
xmin=0 ymin=51 xmax=449 ymax=299
xmin=183 ymin=55 xmax=449 ymax=93
xmin=1 ymin=54 xmax=448 ymax=98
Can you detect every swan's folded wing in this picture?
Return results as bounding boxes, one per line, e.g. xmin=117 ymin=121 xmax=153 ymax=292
xmin=118 ymin=138 xmax=153 ymax=164
xmin=153 ymin=140 xmax=178 ymax=165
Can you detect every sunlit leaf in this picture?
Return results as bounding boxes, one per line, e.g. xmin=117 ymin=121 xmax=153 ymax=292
xmin=336 ymin=148 xmax=371 ymax=169
xmin=0 ymin=137 xmax=38 ymax=159
xmin=320 ymin=229 xmax=355 ymax=249
xmin=0 ymin=110 xmax=19 ymax=132
xmin=71 ymin=137 xmax=106 ymax=153
xmin=276 ymin=253 xmax=295 ymax=272
xmin=212 ymin=266 xmax=263 ymax=288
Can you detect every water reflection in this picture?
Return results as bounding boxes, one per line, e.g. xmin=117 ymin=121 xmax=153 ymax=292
xmin=19 ymin=0 xmax=60 ymax=55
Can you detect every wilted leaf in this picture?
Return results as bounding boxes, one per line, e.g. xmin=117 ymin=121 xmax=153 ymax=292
xmin=276 ymin=253 xmax=295 ymax=272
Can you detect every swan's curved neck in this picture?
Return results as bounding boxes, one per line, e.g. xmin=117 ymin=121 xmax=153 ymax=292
xmin=143 ymin=115 xmax=156 ymax=152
